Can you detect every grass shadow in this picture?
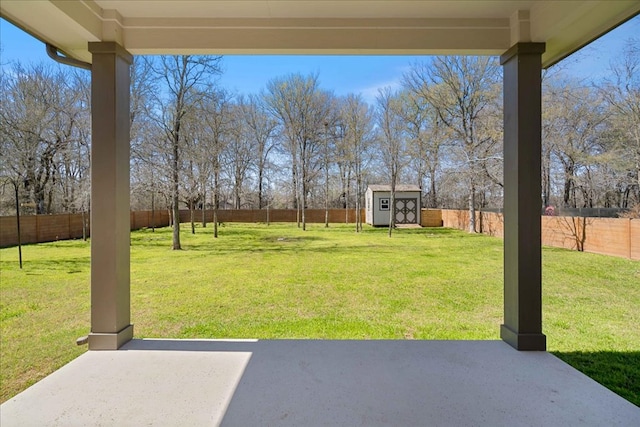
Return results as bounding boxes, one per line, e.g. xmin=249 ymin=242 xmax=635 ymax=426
xmin=552 ymin=350 xmax=640 ymax=407
xmin=1 ymin=258 xmax=90 ymax=274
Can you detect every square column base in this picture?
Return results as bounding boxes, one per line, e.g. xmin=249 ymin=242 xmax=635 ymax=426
xmin=501 ymin=324 xmax=546 ymax=351
xmin=89 ymin=324 xmax=134 ymax=350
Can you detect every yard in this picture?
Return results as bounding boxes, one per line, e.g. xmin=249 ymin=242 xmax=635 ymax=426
xmin=1 ymin=223 xmax=638 ymax=405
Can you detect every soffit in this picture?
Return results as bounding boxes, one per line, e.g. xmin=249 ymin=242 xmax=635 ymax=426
xmin=1 ymin=1 xmax=638 ymax=67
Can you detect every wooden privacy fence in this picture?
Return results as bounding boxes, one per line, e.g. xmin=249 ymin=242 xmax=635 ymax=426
xmin=177 ymin=208 xmax=364 ymax=224
xmin=0 ymin=209 xmax=363 ymax=247
xmin=1 ymin=213 xmax=91 ymax=248
xmin=421 ymin=209 xmax=443 ymax=227
xmin=2 ymin=208 xmax=635 ymax=260
xmin=188 ymin=208 xmax=441 ymax=226
xmin=178 ymin=208 xmax=443 ymax=227
xmin=0 ymin=211 xmax=173 ymax=248
xmin=441 ymin=209 xmax=639 ymax=261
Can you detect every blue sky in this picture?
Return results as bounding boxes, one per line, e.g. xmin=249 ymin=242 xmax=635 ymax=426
xmin=1 ymin=16 xmax=638 ymax=103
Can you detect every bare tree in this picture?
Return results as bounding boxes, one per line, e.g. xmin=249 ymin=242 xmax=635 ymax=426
xmin=7 ymin=47 xmax=639 ymax=220
xmin=201 ymin=89 xmax=233 ymax=238
xmin=320 ymin=108 xmax=344 ymax=227
xmin=150 ymin=55 xmax=222 ymax=249
xmin=600 ymin=39 xmax=640 ymax=208
xmin=222 ymin=103 xmax=255 ymax=209
xmin=0 ymin=63 xmax=88 ymax=215
xmin=240 ymin=94 xmax=278 ymax=209
xmin=339 ymin=94 xmax=375 ymax=232
xmin=265 ymin=73 xmax=332 ymax=230
xmin=396 ymin=89 xmax=447 ymax=208
xmin=54 ymin=71 xmax=91 ymax=214
xmin=544 ymin=77 xmax=608 ymax=208
xmin=376 ymin=87 xmax=407 ymax=237
xmin=404 ymin=57 xmax=501 ymax=231
xmin=129 ymin=57 xmax=161 ymax=224
xmin=181 ymin=117 xmax=204 ymax=234
xmin=333 ymin=112 xmax=353 ymax=213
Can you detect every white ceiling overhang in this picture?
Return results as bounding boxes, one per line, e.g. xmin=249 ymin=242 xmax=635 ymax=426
xmin=1 ymin=1 xmax=639 ymax=67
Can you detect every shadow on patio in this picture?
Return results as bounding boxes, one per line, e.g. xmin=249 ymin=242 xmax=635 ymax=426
xmin=2 ymin=339 xmax=638 ymax=426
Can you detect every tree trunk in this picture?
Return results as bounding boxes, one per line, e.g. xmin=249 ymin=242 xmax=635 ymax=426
xmin=325 ymin=169 xmax=329 ymax=228
xmin=563 ymin=163 xmax=575 ymax=208
xmin=388 ymin=187 xmax=395 ymax=237
xmin=542 ymin=149 xmax=551 ymax=208
xmin=325 ymin=152 xmax=330 ymax=228
xmin=201 ymin=188 xmax=206 ymax=228
xmin=302 ymin=180 xmax=307 ymax=231
xmin=429 ymin=169 xmax=438 ymax=208
xmin=293 ymin=165 xmax=301 ymax=228
xmin=213 ymin=208 xmax=218 ymax=238
xmin=172 ymin=198 xmax=181 ymax=249
xmin=82 ymin=209 xmax=87 ymax=241
xmin=355 ymin=175 xmax=362 ymax=232
xmin=171 ymin=135 xmax=181 ymax=250
xmin=258 ymin=166 xmax=264 ymax=209
xmin=14 ymin=182 xmax=23 ymax=269
xmin=301 ymin=152 xmax=307 ymax=231
xmin=151 ymin=191 xmax=155 ymax=232
xmin=468 ymin=183 xmax=476 ymax=233
xmin=190 ymin=198 xmax=195 ymax=234
xmin=292 ymin=165 xmax=298 ymax=210
xmin=234 ymin=176 xmax=241 ymax=209
xmin=635 ymin=158 xmax=640 ymax=205
xmin=563 ymin=178 xmax=571 ymax=208
xmin=345 ymin=169 xmax=351 ymax=224
xmin=324 ymin=203 xmax=329 ymax=227
xmin=213 ymin=170 xmax=220 ymax=238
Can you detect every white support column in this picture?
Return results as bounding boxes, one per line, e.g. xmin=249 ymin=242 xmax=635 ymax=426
xmin=88 ymin=42 xmax=133 ymax=350
xmin=500 ymin=42 xmax=546 ymax=351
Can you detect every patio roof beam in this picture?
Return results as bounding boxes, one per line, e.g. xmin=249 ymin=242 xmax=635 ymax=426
xmin=120 ymin=18 xmax=510 ymax=56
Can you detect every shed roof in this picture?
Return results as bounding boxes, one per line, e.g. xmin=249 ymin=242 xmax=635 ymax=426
xmin=368 ymin=185 xmax=422 ymax=192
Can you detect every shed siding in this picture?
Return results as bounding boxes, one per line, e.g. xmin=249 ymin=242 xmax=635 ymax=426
xmin=366 ymin=190 xmax=421 ymax=226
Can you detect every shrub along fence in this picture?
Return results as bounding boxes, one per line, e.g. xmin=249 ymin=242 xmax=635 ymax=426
xmin=441 ymin=209 xmax=639 ymax=261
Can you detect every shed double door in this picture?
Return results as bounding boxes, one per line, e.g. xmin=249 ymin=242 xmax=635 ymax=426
xmin=394 ymin=198 xmax=418 ymax=224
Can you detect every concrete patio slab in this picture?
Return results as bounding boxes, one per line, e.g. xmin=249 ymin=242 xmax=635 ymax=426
xmin=1 ymin=340 xmax=638 ymax=426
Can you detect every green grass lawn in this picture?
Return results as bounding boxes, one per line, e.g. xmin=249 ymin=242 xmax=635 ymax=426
xmin=1 ymin=223 xmax=639 ymax=405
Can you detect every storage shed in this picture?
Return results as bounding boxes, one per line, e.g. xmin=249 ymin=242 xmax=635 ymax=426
xmin=365 ymin=185 xmax=422 ymax=226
